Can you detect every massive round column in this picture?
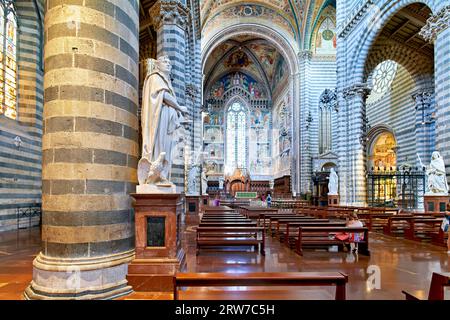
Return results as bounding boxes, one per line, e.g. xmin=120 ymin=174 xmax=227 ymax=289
xmin=25 ymin=0 xmax=139 ymax=299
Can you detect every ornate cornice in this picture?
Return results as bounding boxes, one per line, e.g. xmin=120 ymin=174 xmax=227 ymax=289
xmin=343 ymin=83 xmax=370 ymax=100
xmin=338 ymin=0 xmax=374 ymax=39
xmin=149 ymin=0 xmax=190 ymax=30
xmin=419 ymin=6 xmax=450 ymax=43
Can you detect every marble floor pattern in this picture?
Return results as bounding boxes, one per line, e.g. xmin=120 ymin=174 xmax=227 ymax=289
xmin=0 ymin=225 xmax=449 ymax=300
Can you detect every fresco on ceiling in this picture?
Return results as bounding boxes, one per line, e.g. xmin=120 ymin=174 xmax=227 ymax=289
xmin=204 ymin=4 xmax=296 ymax=40
xmin=205 ymin=42 xmax=234 ymax=74
xmin=204 ymin=0 xmax=290 ymax=16
xmin=224 ymin=50 xmax=252 ymax=68
xmin=248 ymin=43 xmax=279 ymax=80
xmin=209 ymin=72 xmax=265 ymax=99
xmin=273 ymin=56 xmax=288 ymax=89
xmin=314 ymin=10 xmax=337 ymax=55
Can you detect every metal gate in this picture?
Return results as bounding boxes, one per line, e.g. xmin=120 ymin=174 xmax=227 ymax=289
xmin=367 ymin=167 xmax=425 ymax=209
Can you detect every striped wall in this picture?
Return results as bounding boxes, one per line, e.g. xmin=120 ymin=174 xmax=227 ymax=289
xmin=366 ymin=64 xmax=418 ymax=166
xmin=0 ymin=0 xmax=44 ymax=232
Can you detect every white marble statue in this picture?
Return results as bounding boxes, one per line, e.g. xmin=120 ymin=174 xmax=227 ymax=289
xmin=187 ymin=165 xmax=200 ymax=195
xmin=419 ymin=152 xmax=449 ymax=195
xmin=328 ymin=167 xmax=339 ymax=195
xmin=201 ymin=168 xmax=208 ymax=195
xmin=137 ymin=55 xmax=188 ymax=192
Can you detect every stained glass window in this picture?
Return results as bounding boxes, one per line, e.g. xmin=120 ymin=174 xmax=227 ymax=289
xmin=0 ymin=1 xmax=17 ymax=120
xmin=225 ymin=102 xmax=247 ymax=174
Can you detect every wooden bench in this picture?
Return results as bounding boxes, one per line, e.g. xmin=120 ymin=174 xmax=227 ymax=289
xmin=383 ymin=215 xmax=434 ymax=237
xmin=272 ymin=217 xmax=328 ymax=239
xmin=402 ymin=272 xmax=450 ymax=300
xmin=174 ymin=272 xmax=348 ymax=300
xmin=296 ymin=226 xmax=370 ymax=256
xmin=196 ymin=226 xmax=265 ymax=255
xmin=404 ymin=218 xmax=442 ymax=242
xmin=284 ymin=221 xmax=347 ymax=247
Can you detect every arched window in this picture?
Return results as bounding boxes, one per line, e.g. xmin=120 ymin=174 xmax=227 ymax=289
xmin=225 ymin=101 xmax=247 ymax=174
xmin=0 ymin=1 xmax=17 ymax=120
xmin=319 ymin=89 xmax=337 ymax=154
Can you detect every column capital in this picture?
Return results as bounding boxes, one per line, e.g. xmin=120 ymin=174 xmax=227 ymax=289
xmin=185 ymin=83 xmax=200 ymax=98
xmin=412 ymin=88 xmax=434 ymax=107
xmin=149 ymin=0 xmax=190 ymax=30
xmin=298 ymin=50 xmax=312 ymax=61
xmin=419 ymin=5 xmax=450 ymax=43
xmin=343 ymin=83 xmax=370 ymax=100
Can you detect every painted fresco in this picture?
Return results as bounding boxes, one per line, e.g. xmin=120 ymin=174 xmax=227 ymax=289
xmin=209 ymin=72 xmax=266 ymax=99
xmin=224 ymin=50 xmax=252 ymax=68
xmin=314 ymin=7 xmax=337 ymax=55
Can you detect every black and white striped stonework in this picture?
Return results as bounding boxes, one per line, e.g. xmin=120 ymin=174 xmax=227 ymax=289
xmin=0 ymin=0 xmax=44 ymax=232
xmin=25 ymin=0 xmax=140 ymax=300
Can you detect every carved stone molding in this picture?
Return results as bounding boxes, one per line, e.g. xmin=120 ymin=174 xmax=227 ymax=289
xmin=319 ymin=88 xmax=338 ymax=111
xmin=298 ymin=50 xmax=312 ymax=61
xmin=149 ymin=0 xmax=189 ymax=30
xmin=412 ymin=89 xmax=434 ymax=109
xmin=338 ymin=0 xmax=374 ymax=38
xmin=343 ymin=83 xmax=370 ymax=100
xmin=419 ymin=6 xmax=450 ymax=43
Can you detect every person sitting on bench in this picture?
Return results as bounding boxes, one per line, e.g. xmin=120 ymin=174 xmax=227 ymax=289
xmin=346 ymin=212 xmax=364 ymax=253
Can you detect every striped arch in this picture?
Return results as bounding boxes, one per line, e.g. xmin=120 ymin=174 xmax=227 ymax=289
xmin=350 ymin=0 xmax=437 ymax=85
xmin=364 ymin=41 xmax=434 ymax=89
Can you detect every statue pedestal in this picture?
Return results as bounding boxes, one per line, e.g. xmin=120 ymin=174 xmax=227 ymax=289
xmin=328 ymin=194 xmax=339 ymax=206
xmin=185 ymin=195 xmax=200 ymax=225
xmin=424 ymin=194 xmax=449 ymax=213
xmin=200 ymin=195 xmax=209 ymax=212
xmin=127 ymin=193 xmax=186 ymax=292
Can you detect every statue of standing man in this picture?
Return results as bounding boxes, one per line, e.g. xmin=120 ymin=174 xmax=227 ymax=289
xmin=138 ymin=55 xmax=188 ymax=192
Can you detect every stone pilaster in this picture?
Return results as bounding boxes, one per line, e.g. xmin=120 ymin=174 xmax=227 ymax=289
xmin=150 ymin=0 xmax=189 ymax=188
xmin=24 ymin=0 xmax=139 ymax=299
xmin=420 ymin=6 xmax=450 ymax=181
xmin=298 ymin=50 xmax=313 ymax=195
xmin=412 ymin=89 xmax=435 ymax=165
xmin=342 ymin=83 xmax=370 ymax=206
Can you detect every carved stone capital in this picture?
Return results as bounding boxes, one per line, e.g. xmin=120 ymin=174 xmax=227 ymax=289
xmin=185 ymin=83 xmax=199 ymax=98
xmin=412 ymin=89 xmax=434 ymax=108
xmin=149 ymin=0 xmax=189 ymax=30
xmin=343 ymin=83 xmax=370 ymax=100
xmin=298 ymin=50 xmax=312 ymax=61
xmin=419 ymin=6 xmax=450 ymax=43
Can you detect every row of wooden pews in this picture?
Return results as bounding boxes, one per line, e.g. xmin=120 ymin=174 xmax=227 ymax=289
xmin=240 ymin=206 xmax=370 ymax=256
xmin=196 ymin=206 xmax=265 ymax=255
xmin=272 ymin=201 xmax=448 ymax=248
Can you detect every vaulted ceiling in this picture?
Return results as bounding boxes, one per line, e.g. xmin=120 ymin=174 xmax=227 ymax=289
xmin=204 ymin=37 xmax=289 ymax=97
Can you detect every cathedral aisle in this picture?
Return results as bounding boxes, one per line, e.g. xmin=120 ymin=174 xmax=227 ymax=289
xmin=1 ymin=226 xmax=448 ymax=300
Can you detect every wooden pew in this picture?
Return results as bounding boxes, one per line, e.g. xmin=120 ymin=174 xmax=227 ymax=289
xmin=296 ymin=226 xmax=370 ymax=256
xmin=383 ymin=215 xmax=433 ymax=237
xmin=284 ymin=221 xmax=347 ymax=247
xmin=402 ymin=272 xmax=450 ymax=300
xmin=404 ymin=218 xmax=443 ymax=242
xmin=196 ymin=226 xmax=265 ymax=255
xmin=174 ymin=272 xmax=348 ymax=300
xmin=271 ymin=217 xmax=324 ymax=239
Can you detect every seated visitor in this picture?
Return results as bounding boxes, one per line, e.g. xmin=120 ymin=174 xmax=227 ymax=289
xmin=346 ymin=212 xmax=364 ymax=253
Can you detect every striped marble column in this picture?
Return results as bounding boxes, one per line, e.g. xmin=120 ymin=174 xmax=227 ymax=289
xmin=150 ymin=0 xmax=189 ymax=189
xmin=24 ymin=0 xmax=139 ymax=299
xmin=421 ymin=6 xmax=450 ymax=180
xmin=343 ymin=84 xmax=370 ymax=206
xmin=298 ymin=51 xmax=312 ymax=195
xmin=412 ymin=89 xmax=434 ymax=165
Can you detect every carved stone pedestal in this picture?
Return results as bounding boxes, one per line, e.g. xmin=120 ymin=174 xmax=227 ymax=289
xmin=127 ymin=193 xmax=186 ymax=292
xmin=185 ymin=195 xmax=200 ymax=225
xmin=328 ymin=194 xmax=339 ymax=207
xmin=424 ymin=194 xmax=449 ymax=213
xmin=200 ymin=195 xmax=209 ymax=212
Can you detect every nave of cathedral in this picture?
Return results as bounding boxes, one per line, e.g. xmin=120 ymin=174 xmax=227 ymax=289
xmin=0 ymin=0 xmax=449 ymax=300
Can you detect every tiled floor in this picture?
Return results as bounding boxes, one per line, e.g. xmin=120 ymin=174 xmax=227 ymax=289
xmin=1 ymin=225 xmax=449 ymax=300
